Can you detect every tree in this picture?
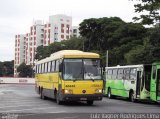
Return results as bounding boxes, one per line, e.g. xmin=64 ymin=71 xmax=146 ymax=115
xmin=17 ymin=63 xmax=33 ymax=77
xmin=79 ymin=17 xmax=125 ymax=51
xmin=133 ymin=0 xmax=160 ymax=25
xmin=35 ymin=37 xmax=84 ymax=60
xmin=149 ymin=27 xmax=160 ymax=62
xmin=0 ymin=60 xmax=14 ymax=77
xmin=124 ymin=38 xmax=153 ymax=64
xmin=35 ymin=46 xmax=50 ymax=60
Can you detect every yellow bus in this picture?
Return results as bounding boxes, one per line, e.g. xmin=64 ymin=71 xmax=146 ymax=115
xmin=35 ymin=50 xmax=103 ymax=105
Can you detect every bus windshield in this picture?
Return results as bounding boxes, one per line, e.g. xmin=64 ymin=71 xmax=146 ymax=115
xmin=63 ymin=59 xmax=101 ymax=80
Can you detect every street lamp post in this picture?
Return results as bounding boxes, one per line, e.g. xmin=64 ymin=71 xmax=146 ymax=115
xmin=106 ymin=50 xmax=108 ymax=67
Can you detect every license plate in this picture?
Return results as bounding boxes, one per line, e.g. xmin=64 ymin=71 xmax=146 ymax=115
xmin=80 ymin=98 xmax=87 ymax=100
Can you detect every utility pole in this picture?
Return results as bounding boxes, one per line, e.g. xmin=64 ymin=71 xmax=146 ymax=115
xmin=106 ymin=50 xmax=108 ymax=67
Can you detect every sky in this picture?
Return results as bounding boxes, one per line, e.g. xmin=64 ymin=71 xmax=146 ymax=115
xmin=0 ymin=0 xmax=139 ymax=62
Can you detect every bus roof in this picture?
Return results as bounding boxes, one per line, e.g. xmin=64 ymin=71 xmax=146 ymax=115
xmin=152 ymin=62 xmax=160 ymax=65
xmin=105 ymin=64 xmax=144 ymax=70
xmin=36 ymin=50 xmax=100 ymax=64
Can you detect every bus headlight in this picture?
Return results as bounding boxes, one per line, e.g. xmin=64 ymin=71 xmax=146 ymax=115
xmin=64 ymin=89 xmax=73 ymax=94
xmin=95 ymin=89 xmax=102 ymax=93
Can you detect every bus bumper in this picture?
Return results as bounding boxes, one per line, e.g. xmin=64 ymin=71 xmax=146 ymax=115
xmin=61 ymin=94 xmax=103 ymax=101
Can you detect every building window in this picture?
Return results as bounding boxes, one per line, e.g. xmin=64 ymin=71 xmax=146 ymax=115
xmin=61 ymin=35 xmax=64 ymax=39
xmin=66 ymin=30 xmax=69 ymax=34
xmin=61 ymin=24 xmax=64 ymax=27
xmin=48 ymin=24 xmax=51 ymax=27
xmin=73 ymin=29 xmax=77 ymax=33
xmin=66 ymin=35 xmax=69 ymax=39
xmin=66 ymin=24 xmax=69 ymax=28
xmin=61 ymin=29 xmax=64 ymax=33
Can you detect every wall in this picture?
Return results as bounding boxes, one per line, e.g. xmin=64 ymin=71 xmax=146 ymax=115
xmin=0 ymin=77 xmax=35 ymax=84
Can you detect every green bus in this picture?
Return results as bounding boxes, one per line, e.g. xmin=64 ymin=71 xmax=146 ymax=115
xmin=150 ymin=62 xmax=160 ymax=103
xmin=104 ymin=64 xmax=152 ymax=102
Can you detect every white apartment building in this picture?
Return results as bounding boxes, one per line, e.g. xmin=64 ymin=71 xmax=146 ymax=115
xmin=43 ymin=23 xmax=51 ymax=46
xmin=72 ymin=26 xmax=80 ymax=37
xmin=49 ymin=14 xmax=72 ymax=42
xmin=14 ymin=34 xmax=25 ymax=76
xmin=25 ymin=20 xmax=44 ymax=65
xmin=14 ymin=14 xmax=77 ymax=77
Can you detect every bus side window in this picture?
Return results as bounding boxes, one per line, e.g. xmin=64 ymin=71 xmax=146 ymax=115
xmin=37 ymin=65 xmax=39 ymax=74
xmin=152 ymin=65 xmax=156 ymax=79
xmin=48 ymin=62 xmax=51 ymax=73
xmin=42 ymin=63 xmax=44 ymax=73
xmin=45 ymin=62 xmax=48 ymax=73
xmin=118 ymin=69 xmax=123 ymax=80
xmin=105 ymin=70 xmax=108 ymax=79
xmin=112 ymin=69 xmax=117 ymax=79
xmin=55 ymin=60 xmax=60 ymax=72
xmin=130 ymin=68 xmax=137 ymax=80
xmin=108 ymin=69 xmax=112 ymax=79
xmin=124 ymin=68 xmax=130 ymax=80
xmin=38 ymin=64 xmax=40 ymax=74
xmin=51 ymin=61 xmax=55 ymax=72
xmin=40 ymin=64 xmax=42 ymax=73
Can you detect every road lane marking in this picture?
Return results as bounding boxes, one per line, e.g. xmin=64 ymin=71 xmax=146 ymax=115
xmin=47 ymin=111 xmax=67 ymax=113
xmin=0 ymin=101 xmax=46 ymax=105
xmin=0 ymin=100 xmax=45 ymax=103
xmin=0 ymin=101 xmax=51 ymax=107
xmin=0 ymin=107 xmax=58 ymax=113
xmin=35 ymin=111 xmax=67 ymax=113
xmin=17 ymin=111 xmax=67 ymax=117
xmin=55 ymin=116 xmax=79 ymax=119
xmin=0 ymin=104 xmax=51 ymax=109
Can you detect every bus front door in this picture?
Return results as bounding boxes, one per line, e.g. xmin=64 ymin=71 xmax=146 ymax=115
xmin=156 ymin=68 xmax=160 ymax=102
xmin=136 ymin=71 xmax=141 ymax=97
xmin=150 ymin=65 xmax=159 ymax=102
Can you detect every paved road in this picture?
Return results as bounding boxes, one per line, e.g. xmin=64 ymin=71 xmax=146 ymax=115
xmin=0 ymin=84 xmax=160 ymax=119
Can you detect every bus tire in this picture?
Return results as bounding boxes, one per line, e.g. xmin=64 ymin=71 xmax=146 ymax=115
xmin=38 ymin=87 xmax=40 ymax=94
xmin=108 ymin=88 xmax=112 ymax=99
xmin=56 ymin=92 xmax=62 ymax=105
xmin=129 ymin=91 xmax=135 ymax=102
xmin=40 ymin=88 xmax=46 ymax=100
xmin=87 ymin=101 xmax=94 ymax=105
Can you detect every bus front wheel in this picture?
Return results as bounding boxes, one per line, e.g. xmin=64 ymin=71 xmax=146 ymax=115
xmin=56 ymin=93 xmax=62 ymax=105
xmin=129 ymin=92 xmax=135 ymax=102
xmin=87 ymin=101 xmax=94 ymax=105
xmin=108 ymin=88 xmax=112 ymax=99
xmin=40 ymin=88 xmax=46 ymax=100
